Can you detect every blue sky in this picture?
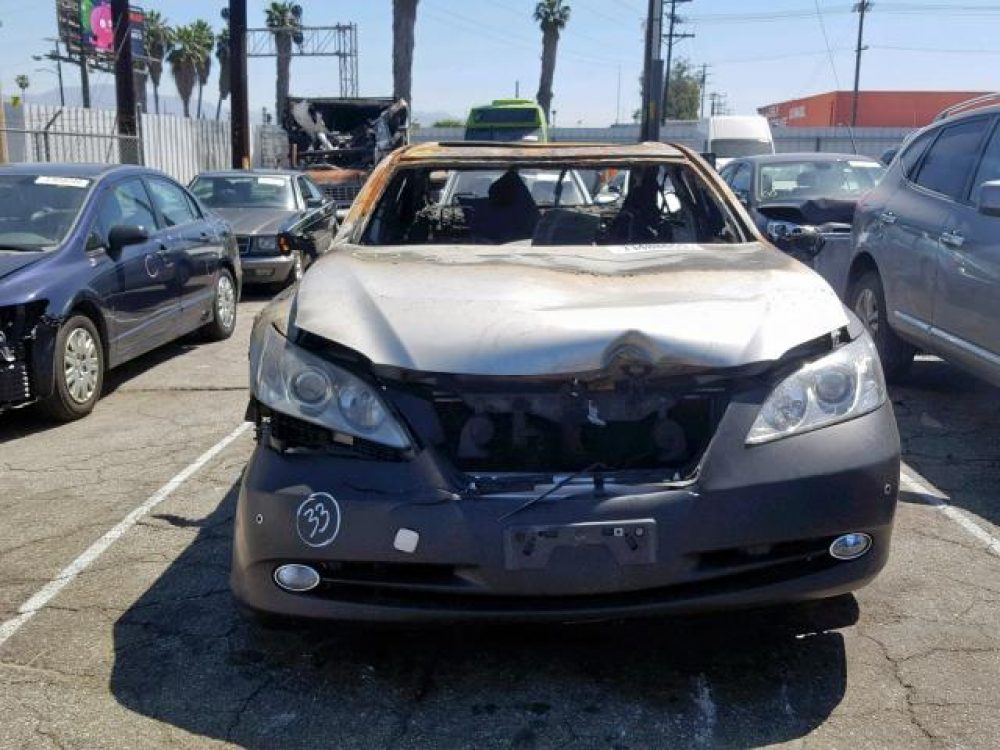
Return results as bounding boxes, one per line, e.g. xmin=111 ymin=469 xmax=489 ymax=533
xmin=1 ymin=1 xmax=998 ymax=125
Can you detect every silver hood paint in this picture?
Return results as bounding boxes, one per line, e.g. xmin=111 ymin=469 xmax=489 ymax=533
xmin=210 ymin=207 xmax=295 ymax=236
xmin=291 ymin=242 xmax=849 ymax=376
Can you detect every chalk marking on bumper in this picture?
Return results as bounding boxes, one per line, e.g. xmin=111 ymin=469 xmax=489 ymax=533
xmin=0 ymin=422 xmax=252 ymax=650
xmin=900 ymin=462 xmax=1000 ymax=558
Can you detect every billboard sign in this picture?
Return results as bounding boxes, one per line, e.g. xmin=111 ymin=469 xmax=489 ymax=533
xmin=61 ymin=1 xmax=145 ymax=59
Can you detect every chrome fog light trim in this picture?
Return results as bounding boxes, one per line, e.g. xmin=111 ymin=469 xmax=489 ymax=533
xmin=273 ymin=563 xmax=321 ymax=592
xmin=829 ymin=533 xmax=873 ymax=561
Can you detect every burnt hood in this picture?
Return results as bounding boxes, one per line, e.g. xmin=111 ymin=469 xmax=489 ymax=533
xmin=210 ymin=208 xmax=296 ymax=236
xmin=291 ymin=242 xmax=850 ymax=376
xmin=756 ymin=198 xmax=857 ymax=226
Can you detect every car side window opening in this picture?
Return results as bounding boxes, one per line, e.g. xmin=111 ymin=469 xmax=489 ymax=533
xmin=970 ymin=121 xmax=1000 ymax=201
xmin=899 ymin=130 xmax=936 ymax=179
xmin=94 ymin=179 xmax=159 ymax=243
xmin=298 ymin=176 xmax=325 ymax=205
xmin=147 ymin=179 xmax=198 ymax=228
xmin=361 ymin=163 xmax=744 ymax=247
xmin=730 ymin=164 xmax=751 ymax=196
xmin=913 ymin=118 xmax=992 ymax=201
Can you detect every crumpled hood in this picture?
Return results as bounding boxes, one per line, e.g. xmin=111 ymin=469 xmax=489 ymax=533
xmin=291 ymin=242 xmax=849 ymax=376
xmin=0 ymin=252 xmax=45 ymax=283
xmin=211 ymin=208 xmax=295 ymax=236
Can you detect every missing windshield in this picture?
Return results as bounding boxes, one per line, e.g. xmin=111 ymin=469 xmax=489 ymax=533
xmin=360 ymin=162 xmax=745 ymax=247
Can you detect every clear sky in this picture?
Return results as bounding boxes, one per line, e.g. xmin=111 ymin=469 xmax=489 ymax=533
xmin=1 ymin=1 xmax=998 ymax=125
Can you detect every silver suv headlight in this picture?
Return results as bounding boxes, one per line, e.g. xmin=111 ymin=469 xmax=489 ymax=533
xmin=251 ymin=323 xmax=410 ymax=449
xmin=747 ymin=334 xmax=886 ymax=445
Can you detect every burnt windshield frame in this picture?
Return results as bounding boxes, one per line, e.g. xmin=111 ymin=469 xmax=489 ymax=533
xmin=358 ymin=160 xmax=751 ymax=247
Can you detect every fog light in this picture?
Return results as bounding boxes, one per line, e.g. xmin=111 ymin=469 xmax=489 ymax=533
xmin=829 ymin=533 xmax=872 ymax=561
xmin=273 ymin=564 xmax=320 ymax=592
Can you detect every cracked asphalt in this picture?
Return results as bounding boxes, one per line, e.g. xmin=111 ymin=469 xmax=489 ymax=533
xmin=1 ymin=296 xmax=998 ymax=749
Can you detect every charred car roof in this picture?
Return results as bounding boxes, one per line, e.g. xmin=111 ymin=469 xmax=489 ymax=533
xmin=396 ymin=141 xmax=688 ymax=165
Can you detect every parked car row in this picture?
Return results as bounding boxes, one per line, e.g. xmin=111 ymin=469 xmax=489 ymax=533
xmin=0 ymin=164 xmax=339 ymax=421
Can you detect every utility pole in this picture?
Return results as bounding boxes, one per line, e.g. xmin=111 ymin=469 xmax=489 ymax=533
xmin=229 ymin=0 xmax=251 ymax=169
xmin=32 ymin=38 xmax=66 ymax=107
xmin=851 ymin=1 xmax=872 ymax=128
xmin=111 ymin=0 xmax=139 ymax=163
xmin=640 ymin=0 xmax=664 ymax=141
xmin=698 ymin=63 xmax=709 ymax=119
xmin=661 ymin=0 xmax=693 ymax=123
xmin=615 ymin=64 xmax=622 ymax=125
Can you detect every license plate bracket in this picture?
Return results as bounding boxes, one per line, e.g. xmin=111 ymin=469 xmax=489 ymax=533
xmin=503 ymin=519 xmax=657 ymax=571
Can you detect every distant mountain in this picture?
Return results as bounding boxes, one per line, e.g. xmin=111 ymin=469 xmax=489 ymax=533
xmin=26 ymin=84 xmax=227 ymax=119
xmin=413 ymin=110 xmax=464 ymax=127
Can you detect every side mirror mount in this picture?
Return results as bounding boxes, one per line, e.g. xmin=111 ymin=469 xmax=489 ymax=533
xmin=594 ymin=192 xmax=620 ymax=206
xmin=977 ymin=180 xmax=1000 ymax=217
xmin=107 ymin=224 xmax=150 ymax=256
xmin=85 ymin=231 xmax=106 ymax=253
xmin=306 ymin=196 xmax=325 ymax=209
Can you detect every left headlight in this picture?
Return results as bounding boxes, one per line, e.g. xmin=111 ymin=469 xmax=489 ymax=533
xmin=255 ymin=236 xmax=278 ymax=252
xmin=251 ymin=323 xmax=411 ymax=449
xmin=746 ymin=334 xmax=886 ymax=445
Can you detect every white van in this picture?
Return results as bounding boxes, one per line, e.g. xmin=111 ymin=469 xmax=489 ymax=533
xmin=698 ymin=115 xmax=775 ymax=169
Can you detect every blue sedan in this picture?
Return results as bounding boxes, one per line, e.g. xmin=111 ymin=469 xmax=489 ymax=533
xmin=0 ymin=164 xmax=241 ymax=421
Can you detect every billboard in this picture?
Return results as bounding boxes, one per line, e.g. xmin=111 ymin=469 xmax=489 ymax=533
xmin=58 ymin=1 xmax=145 ymax=61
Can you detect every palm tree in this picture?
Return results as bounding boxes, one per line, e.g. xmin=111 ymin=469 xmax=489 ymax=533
xmin=392 ymin=0 xmax=419 ymax=106
xmin=168 ymin=25 xmax=208 ymax=118
xmin=265 ymin=2 xmax=303 ymax=123
xmin=15 ymin=74 xmax=29 ymax=104
xmin=144 ymin=11 xmax=173 ymax=115
xmin=215 ymin=25 xmax=231 ymax=121
xmin=190 ymin=20 xmax=215 ymax=119
xmin=533 ymin=0 xmax=571 ymax=125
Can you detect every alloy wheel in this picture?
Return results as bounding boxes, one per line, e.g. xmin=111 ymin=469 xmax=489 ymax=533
xmin=854 ymin=287 xmax=880 ymax=337
xmin=216 ymin=274 xmax=237 ymax=331
xmin=64 ymin=327 xmax=100 ymax=404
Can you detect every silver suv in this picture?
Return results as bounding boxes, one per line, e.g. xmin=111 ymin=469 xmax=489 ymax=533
xmin=847 ymin=96 xmax=1000 ymax=385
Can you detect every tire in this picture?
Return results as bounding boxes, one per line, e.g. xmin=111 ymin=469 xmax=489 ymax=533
xmin=849 ymin=270 xmax=915 ymax=382
xmin=40 ymin=315 xmax=104 ymax=422
xmin=201 ymin=268 xmax=238 ymax=341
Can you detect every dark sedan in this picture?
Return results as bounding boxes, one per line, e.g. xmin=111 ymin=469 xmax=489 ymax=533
xmin=190 ymin=170 xmax=336 ymax=288
xmin=719 ymin=154 xmax=885 ymax=292
xmin=0 ymin=164 xmax=240 ymax=421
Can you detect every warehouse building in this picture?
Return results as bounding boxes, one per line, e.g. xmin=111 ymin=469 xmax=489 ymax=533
xmin=758 ymin=90 xmax=990 ymax=128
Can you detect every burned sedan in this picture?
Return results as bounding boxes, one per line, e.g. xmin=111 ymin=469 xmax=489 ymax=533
xmin=719 ymin=154 xmax=885 ymax=294
xmin=232 ymin=142 xmax=900 ymax=624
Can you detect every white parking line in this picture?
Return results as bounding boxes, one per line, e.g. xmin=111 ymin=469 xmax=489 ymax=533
xmin=900 ymin=462 xmax=1000 ymax=558
xmin=0 ymin=422 xmax=252 ymax=650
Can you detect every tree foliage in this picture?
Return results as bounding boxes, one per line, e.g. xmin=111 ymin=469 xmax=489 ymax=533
xmin=169 ymin=24 xmax=211 ymax=118
xmin=144 ymin=11 xmax=173 ymax=114
xmin=662 ymin=58 xmax=702 ymax=121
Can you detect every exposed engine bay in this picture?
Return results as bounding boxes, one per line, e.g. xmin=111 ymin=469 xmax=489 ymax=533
xmin=0 ymin=302 xmax=47 ymax=411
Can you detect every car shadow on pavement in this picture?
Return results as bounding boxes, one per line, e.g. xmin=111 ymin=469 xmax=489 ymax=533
xmin=110 ymin=483 xmax=857 ymax=749
xmin=892 ymin=357 xmax=1000 ymax=528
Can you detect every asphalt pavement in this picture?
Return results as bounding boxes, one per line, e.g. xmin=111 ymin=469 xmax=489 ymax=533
xmin=0 ymin=294 xmax=997 ymax=749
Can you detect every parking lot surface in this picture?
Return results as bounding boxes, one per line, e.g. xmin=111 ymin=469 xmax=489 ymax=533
xmin=1 ymin=295 xmax=998 ymax=749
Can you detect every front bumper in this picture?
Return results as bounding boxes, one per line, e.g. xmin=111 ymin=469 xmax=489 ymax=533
xmin=232 ymin=400 xmax=900 ymax=623
xmin=240 ymin=254 xmax=295 ymax=285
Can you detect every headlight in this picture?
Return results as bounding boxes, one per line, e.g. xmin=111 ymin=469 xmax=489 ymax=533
xmin=251 ymin=323 xmax=410 ymax=449
xmin=747 ymin=334 xmax=886 ymax=445
xmin=255 ymin=236 xmax=278 ymax=252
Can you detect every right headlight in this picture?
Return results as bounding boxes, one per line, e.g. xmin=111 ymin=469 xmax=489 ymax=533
xmin=250 ymin=323 xmax=410 ymax=449
xmin=746 ymin=334 xmax=886 ymax=445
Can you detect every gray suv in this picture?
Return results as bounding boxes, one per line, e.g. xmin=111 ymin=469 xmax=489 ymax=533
xmin=846 ymin=97 xmax=1000 ymax=385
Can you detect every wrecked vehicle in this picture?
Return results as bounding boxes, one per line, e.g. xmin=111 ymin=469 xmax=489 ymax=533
xmin=0 ymin=164 xmax=240 ymax=421
xmin=232 ymin=142 xmax=899 ymax=623
xmin=719 ymin=153 xmax=885 ymax=293
xmin=285 ymin=97 xmax=409 ymax=220
xmin=190 ymin=170 xmax=336 ymax=288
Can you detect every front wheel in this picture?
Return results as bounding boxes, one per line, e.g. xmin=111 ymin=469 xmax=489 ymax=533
xmin=201 ymin=269 xmax=238 ymax=341
xmin=849 ymin=270 xmax=914 ymax=382
xmin=40 ymin=315 xmax=104 ymax=421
